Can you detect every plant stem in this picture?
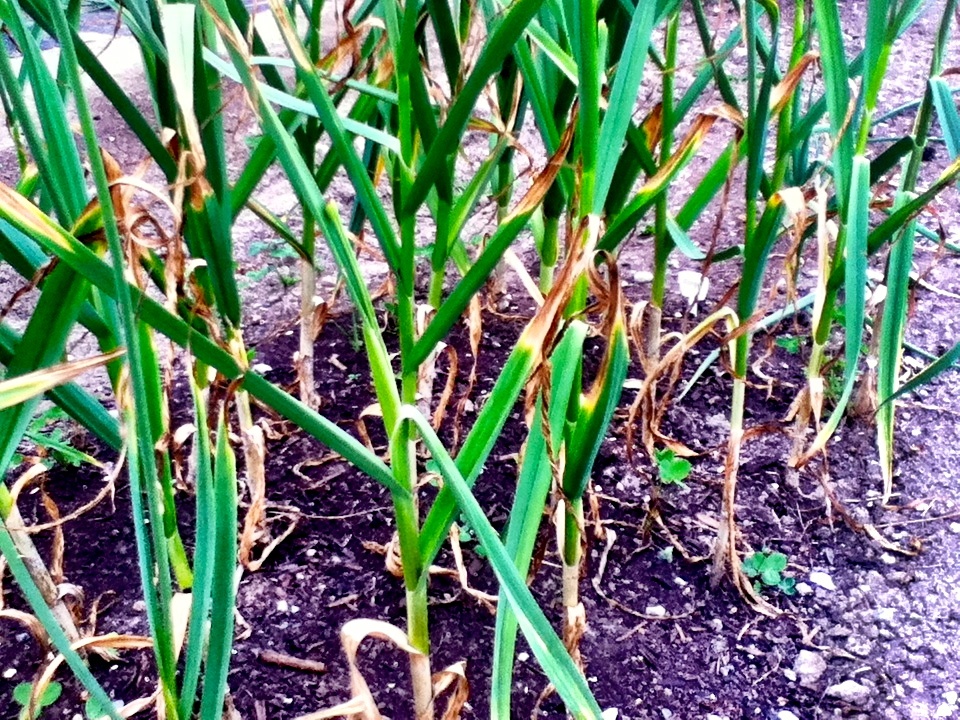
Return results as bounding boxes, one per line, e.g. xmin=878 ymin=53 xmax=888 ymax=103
xmin=298 ymin=232 xmax=319 ymax=409
xmin=539 ymin=213 xmax=559 ymax=294
xmin=0 ymin=495 xmax=81 ymax=642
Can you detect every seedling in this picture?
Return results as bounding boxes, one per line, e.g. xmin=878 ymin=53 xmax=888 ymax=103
xmin=742 ymin=551 xmax=796 ymax=595
xmin=775 ymin=334 xmax=802 ymax=355
xmin=13 ymin=681 xmax=62 ymax=720
xmin=654 ymin=448 xmax=691 ymax=486
xmin=456 ymin=515 xmax=488 ymax=558
xmin=246 ymin=239 xmax=300 ymax=287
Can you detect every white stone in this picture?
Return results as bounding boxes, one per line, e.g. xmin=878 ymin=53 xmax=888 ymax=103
xmin=601 ymin=710 xmax=619 ymax=720
xmin=276 ymin=599 xmax=289 ymax=612
xmin=795 ymin=582 xmax=813 ymax=596
xmin=949 ymin=523 xmax=960 ymax=535
xmin=677 ymin=271 xmax=710 ymax=304
xmin=794 ymin=650 xmax=827 ymax=687
xmin=826 ymin=680 xmax=871 ymax=704
xmin=906 ymin=679 xmax=924 ymax=691
xmin=935 ymin=704 xmax=955 ymax=718
xmin=783 ymin=669 xmax=797 ymax=682
xmin=944 ymin=691 xmax=958 ymax=705
xmin=645 ymin=605 xmax=667 ymax=618
xmin=877 ymin=608 xmax=895 ymax=623
xmin=2 ymin=668 xmax=15 ymax=679
xmin=517 ymin=652 xmax=529 ymax=662
xmin=809 ymin=571 xmax=837 ymax=591
xmin=777 ymin=712 xmax=800 ymax=720
xmin=252 ymin=363 xmax=273 ymax=374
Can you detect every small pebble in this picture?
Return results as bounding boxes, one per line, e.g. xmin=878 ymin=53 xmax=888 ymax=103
xmin=2 ymin=668 xmax=15 ymax=679
xmin=826 ymin=680 xmax=871 ymax=705
xmin=794 ymin=650 xmax=827 ymax=687
xmin=783 ymin=668 xmax=797 ymax=682
xmin=517 ymin=652 xmax=529 ymax=662
xmin=601 ymin=711 xmax=619 ymax=720
xmin=809 ymin=571 xmax=837 ymax=591
xmin=935 ymin=704 xmax=955 ymax=718
xmin=795 ymin=582 xmax=813 ymax=596
xmin=777 ymin=712 xmax=800 ymax=720
xmin=276 ymin=599 xmax=289 ymax=612
xmin=949 ymin=523 xmax=960 ymax=535
xmin=944 ymin=691 xmax=958 ymax=705
xmin=645 ymin=605 xmax=667 ymax=618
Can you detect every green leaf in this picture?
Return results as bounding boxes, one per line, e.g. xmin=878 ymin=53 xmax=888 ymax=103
xmin=760 ymin=568 xmax=782 ymax=586
xmin=197 ymin=410 xmax=238 ymax=720
xmin=742 ymin=553 xmax=763 ymax=577
xmin=931 ymin=77 xmax=960 ymax=159
xmin=775 ymin=335 xmax=801 ymax=354
xmin=877 ymin=340 xmax=960 ymax=409
xmin=761 ymin=552 xmax=787 ymax=574
xmin=654 ymin=448 xmax=691 ymax=485
xmin=592 ymin=0 xmax=657 ymax=214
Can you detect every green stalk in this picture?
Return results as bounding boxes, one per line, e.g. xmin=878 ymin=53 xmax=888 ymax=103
xmin=650 ymin=7 xmax=679 ymax=354
xmin=44 ymin=0 xmax=180 ymax=708
xmin=772 ymin=0 xmax=806 ymax=189
xmin=876 ymin=0 xmax=957 ymax=497
xmin=397 ymin=407 xmax=604 ymax=718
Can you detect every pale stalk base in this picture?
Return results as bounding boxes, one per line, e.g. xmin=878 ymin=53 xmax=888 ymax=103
xmin=407 ymin=587 xmax=435 ymax=720
xmin=714 ymin=380 xmax=777 ymax=616
xmin=415 ymin=307 xmax=439 ymax=426
xmin=298 ymin=259 xmax=320 ymax=410
xmin=562 ymin=562 xmax=586 ymax=669
xmin=6 ymin=504 xmax=81 ymax=642
xmin=236 ymin=389 xmax=268 ymax=570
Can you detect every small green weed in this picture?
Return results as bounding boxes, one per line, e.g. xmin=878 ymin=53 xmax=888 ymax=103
xmin=775 ymin=334 xmax=802 ymax=355
xmin=742 ymin=551 xmax=796 ymax=595
xmin=654 ymin=448 xmax=691 ymax=486
xmin=13 ymin=681 xmax=62 ymax=720
xmin=456 ymin=514 xmax=488 ymax=558
xmin=246 ymin=239 xmax=300 ymax=288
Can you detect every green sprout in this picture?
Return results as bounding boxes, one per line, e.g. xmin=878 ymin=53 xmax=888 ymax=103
xmin=775 ymin=334 xmax=802 ymax=355
xmin=13 ymin=681 xmax=62 ymax=720
xmin=654 ymin=448 xmax=691 ymax=485
xmin=742 ymin=551 xmax=796 ymax=595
